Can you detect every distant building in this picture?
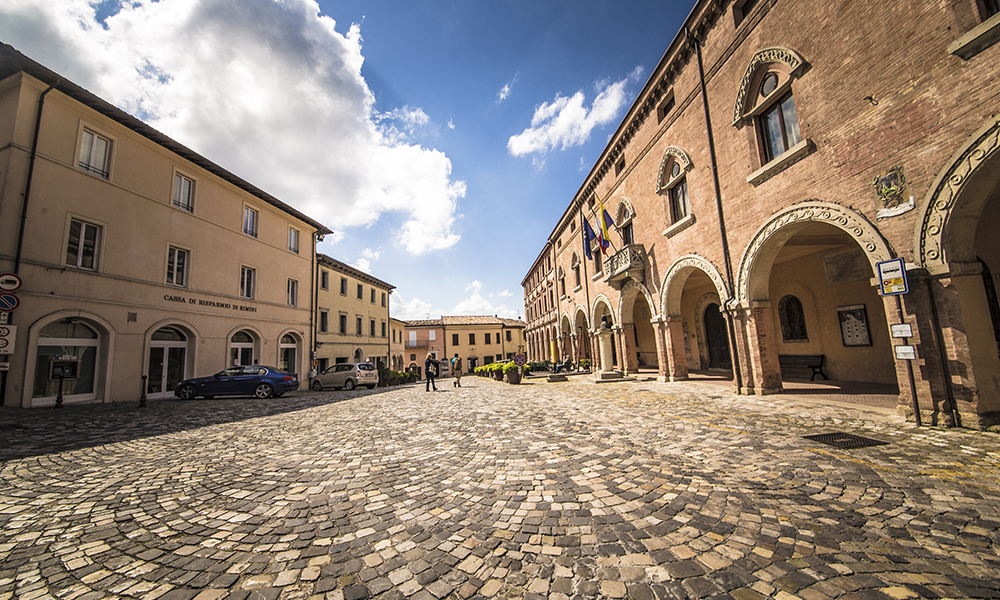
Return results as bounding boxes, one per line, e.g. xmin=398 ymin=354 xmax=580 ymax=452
xmin=401 ymin=316 xmax=526 ymax=377
xmin=389 ymin=318 xmax=406 ymax=371
xmin=0 ymin=44 xmax=331 ymax=406
xmin=401 ymin=319 xmax=445 ymax=377
xmin=314 ymin=254 xmax=393 ymax=372
xmin=522 ymin=0 xmax=1000 ymax=427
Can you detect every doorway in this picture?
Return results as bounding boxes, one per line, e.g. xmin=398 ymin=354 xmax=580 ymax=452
xmin=703 ymin=303 xmax=731 ymax=369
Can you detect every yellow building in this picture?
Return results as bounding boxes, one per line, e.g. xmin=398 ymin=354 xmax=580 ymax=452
xmin=441 ymin=316 xmax=526 ymax=372
xmin=389 ymin=317 xmax=406 ymax=371
xmin=314 ymin=254 xmax=393 ymax=372
xmin=0 ymin=45 xmax=331 ymax=406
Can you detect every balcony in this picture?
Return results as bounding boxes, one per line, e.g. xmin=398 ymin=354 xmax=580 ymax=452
xmin=603 ymin=244 xmax=646 ymax=289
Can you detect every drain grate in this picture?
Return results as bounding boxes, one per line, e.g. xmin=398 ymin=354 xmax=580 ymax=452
xmin=803 ymin=432 xmax=888 ymax=449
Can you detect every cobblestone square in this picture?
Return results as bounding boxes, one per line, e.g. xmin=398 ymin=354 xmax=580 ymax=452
xmin=2 ymin=377 xmax=999 ymax=600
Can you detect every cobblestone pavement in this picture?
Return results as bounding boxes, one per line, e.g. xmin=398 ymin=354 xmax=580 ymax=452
xmin=2 ymin=376 xmax=1000 ymax=600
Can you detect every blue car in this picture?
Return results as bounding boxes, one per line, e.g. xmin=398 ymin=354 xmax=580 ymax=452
xmin=174 ymin=365 xmax=299 ymax=400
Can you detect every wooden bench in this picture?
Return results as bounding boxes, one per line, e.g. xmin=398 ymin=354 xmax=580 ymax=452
xmin=778 ymin=354 xmax=828 ymax=381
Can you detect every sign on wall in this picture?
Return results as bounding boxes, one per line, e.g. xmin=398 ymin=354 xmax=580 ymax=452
xmin=876 ymin=258 xmax=909 ymax=296
xmin=838 ymin=305 xmax=871 ymax=346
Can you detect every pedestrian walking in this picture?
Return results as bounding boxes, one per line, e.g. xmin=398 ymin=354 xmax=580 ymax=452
xmin=424 ymin=353 xmax=439 ymax=392
xmin=451 ymin=354 xmax=462 ymax=387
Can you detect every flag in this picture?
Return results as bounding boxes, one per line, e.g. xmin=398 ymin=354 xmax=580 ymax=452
xmin=582 ymin=218 xmax=596 ymax=260
xmin=596 ymin=196 xmax=614 ymax=255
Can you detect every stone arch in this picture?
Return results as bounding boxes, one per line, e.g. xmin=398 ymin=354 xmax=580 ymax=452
xmin=914 ymin=115 xmax=1000 ymax=275
xmin=592 ymin=295 xmax=615 ymax=330
xmin=660 ymin=254 xmax=730 ymax=317
xmin=143 ymin=319 xmax=200 ymax=396
xmin=618 ymin=279 xmax=659 ymax=323
xmin=573 ymin=304 xmax=591 ymax=331
xmin=693 ymin=292 xmax=724 ymax=370
xmin=24 ymin=310 xmax=117 ymax=407
xmin=735 ymin=200 xmax=892 ymax=306
xmin=656 ymin=146 xmax=694 ymax=193
xmin=732 ymin=47 xmax=806 ymax=125
xmin=614 ymin=197 xmax=636 ymax=226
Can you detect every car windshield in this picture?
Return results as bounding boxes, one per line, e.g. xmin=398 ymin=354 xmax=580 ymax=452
xmin=358 ymin=364 xmax=375 ymax=371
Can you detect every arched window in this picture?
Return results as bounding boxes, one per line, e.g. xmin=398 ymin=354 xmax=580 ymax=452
xmin=230 ymin=330 xmax=255 ymax=366
xmin=148 ymin=326 xmax=187 ymax=398
xmin=34 ymin=319 xmax=99 ymax=400
xmin=280 ymin=334 xmax=298 ymax=374
xmin=778 ymin=295 xmax=808 ymax=341
xmin=571 ymin=254 xmax=581 ymax=289
xmin=616 ymin=201 xmax=635 ymax=245
xmin=657 ymin=147 xmax=694 ymax=233
xmin=558 ymin=267 xmax=566 ymax=297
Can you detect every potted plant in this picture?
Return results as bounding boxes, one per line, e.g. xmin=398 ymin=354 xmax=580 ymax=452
xmin=579 ymin=359 xmax=592 ymax=373
xmin=503 ymin=361 xmax=521 ymax=384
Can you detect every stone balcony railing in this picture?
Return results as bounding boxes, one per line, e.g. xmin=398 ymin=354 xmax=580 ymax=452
xmin=603 ymin=244 xmax=646 ymax=288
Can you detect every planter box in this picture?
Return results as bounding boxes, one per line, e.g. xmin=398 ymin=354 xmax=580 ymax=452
xmin=505 ymin=371 xmax=521 ymax=385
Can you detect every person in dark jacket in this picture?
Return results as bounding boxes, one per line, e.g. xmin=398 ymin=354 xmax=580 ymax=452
xmin=425 ymin=353 xmax=440 ymax=392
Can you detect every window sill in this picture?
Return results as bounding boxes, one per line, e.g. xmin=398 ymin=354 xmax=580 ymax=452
xmin=948 ymin=12 xmax=1000 ymax=59
xmin=572 ymin=285 xmax=582 ymax=293
xmin=663 ymin=214 xmax=696 ymax=238
xmin=747 ymin=138 xmax=814 ymax=186
xmin=591 ymin=271 xmax=604 ymax=282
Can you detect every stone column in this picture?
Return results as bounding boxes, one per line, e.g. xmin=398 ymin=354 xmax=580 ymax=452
xmin=621 ymin=323 xmax=638 ymax=374
xmin=597 ymin=328 xmax=615 ymax=373
xmin=665 ymin=316 xmax=689 ymax=381
xmin=944 ymin=272 xmax=1000 ymax=420
xmin=570 ymin=333 xmax=579 ymax=364
xmin=742 ymin=300 xmax=782 ymax=395
xmin=653 ymin=318 xmax=669 ymax=382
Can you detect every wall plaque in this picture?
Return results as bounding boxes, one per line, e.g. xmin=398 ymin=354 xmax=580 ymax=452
xmin=824 ymin=249 xmax=868 ymax=286
xmin=838 ymin=304 xmax=871 ymax=346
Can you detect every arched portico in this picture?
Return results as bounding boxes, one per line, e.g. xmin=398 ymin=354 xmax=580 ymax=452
xmin=735 ymin=200 xmax=897 ymax=397
xmin=658 ymin=255 xmax=731 ymax=382
xmin=913 ymin=116 xmax=1000 ymax=427
xmin=592 ymin=295 xmax=618 ymax=372
xmin=618 ymin=280 xmax=658 ymax=375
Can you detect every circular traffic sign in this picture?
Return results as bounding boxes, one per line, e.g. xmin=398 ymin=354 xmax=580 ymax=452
xmin=513 ymin=354 xmax=526 ymax=366
xmin=0 ymin=294 xmax=20 ymax=311
xmin=0 ymin=273 xmax=21 ymax=293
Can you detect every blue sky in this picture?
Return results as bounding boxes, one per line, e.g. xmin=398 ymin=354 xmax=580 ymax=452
xmin=0 ymin=0 xmax=695 ymax=320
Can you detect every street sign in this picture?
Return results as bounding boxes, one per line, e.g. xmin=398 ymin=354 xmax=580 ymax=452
xmin=890 ymin=323 xmax=913 ymax=338
xmin=0 ymin=362 xmax=9 ymax=371
xmin=876 ymin=258 xmax=908 ymax=295
xmin=0 ymin=273 xmax=22 ymax=293
xmin=894 ymin=345 xmax=916 ymax=360
xmin=0 ymin=325 xmax=15 ymax=354
xmin=513 ymin=354 xmax=526 ymax=366
xmin=0 ymin=294 xmax=19 ymax=312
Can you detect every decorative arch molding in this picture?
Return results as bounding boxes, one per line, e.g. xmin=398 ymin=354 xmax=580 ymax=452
xmin=615 ymin=197 xmax=636 ymax=225
xmin=226 ymin=324 xmax=264 ymax=341
xmin=144 ymin=318 xmax=201 ymax=342
xmin=618 ymin=279 xmax=659 ymax=324
xmin=656 ymin=146 xmax=693 ymax=193
xmin=591 ymin=294 xmax=615 ymax=330
xmin=573 ymin=305 xmax=591 ymax=330
xmin=25 ymin=310 xmax=117 ymax=408
xmin=660 ymin=254 xmax=730 ymax=317
xmin=732 ymin=46 xmax=806 ymax=126
xmin=560 ymin=312 xmax=573 ymax=333
xmin=735 ymin=200 xmax=892 ymax=306
xmin=914 ymin=115 xmax=1000 ymax=275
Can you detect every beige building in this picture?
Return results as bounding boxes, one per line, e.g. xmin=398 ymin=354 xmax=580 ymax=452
xmin=441 ymin=316 xmax=526 ymax=372
xmin=314 ymin=254 xmax=393 ymax=372
xmin=0 ymin=45 xmax=331 ymax=407
xmin=389 ymin=317 xmax=406 ymax=371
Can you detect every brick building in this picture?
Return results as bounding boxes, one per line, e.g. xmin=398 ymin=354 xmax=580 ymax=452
xmin=522 ymin=0 xmax=1000 ymax=427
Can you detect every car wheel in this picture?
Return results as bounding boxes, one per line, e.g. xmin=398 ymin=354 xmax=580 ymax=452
xmin=254 ymin=383 xmax=273 ymax=399
xmin=311 ymin=380 xmax=323 ymax=392
xmin=177 ymin=384 xmax=197 ymax=400
xmin=366 ymin=385 xmax=376 ymax=389
xmin=344 ymin=379 xmax=356 ymax=390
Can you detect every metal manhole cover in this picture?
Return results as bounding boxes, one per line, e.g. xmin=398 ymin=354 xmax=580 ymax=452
xmin=803 ymin=432 xmax=888 ymax=449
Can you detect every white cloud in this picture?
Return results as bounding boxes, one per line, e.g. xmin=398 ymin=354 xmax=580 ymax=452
xmin=352 ymin=258 xmax=371 ymax=273
xmin=507 ymin=67 xmax=644 ymax=157
xmin=451 ymin=280 xmax=519 ymax=318
xmin=361 ymin=248 xmax=381 ymax=260
xmin=0 ymin=0 xmax=464 ymax=254
xmin=497 ymin=73 xmax=518 ymax=103
xmin=446 ymin=118 xmax=455 ymax=130
xmin=390 ymin=293 xmax=436 ymax=321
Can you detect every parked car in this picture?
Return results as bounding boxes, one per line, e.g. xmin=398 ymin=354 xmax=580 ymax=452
xmin=311 ymin=362 xmax=378 ymax=390
xmin=174 ymin=365 xmax=299 ymax=400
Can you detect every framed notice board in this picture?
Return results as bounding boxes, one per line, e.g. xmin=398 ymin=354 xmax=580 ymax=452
xmin=838 ymin=304 xmax=871 ymax=346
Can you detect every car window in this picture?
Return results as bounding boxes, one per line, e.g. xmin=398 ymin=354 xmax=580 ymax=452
xmin=245 ymin=367 xmax=266 ymax=376
xmin=337 ymin=365 xmax=352 ymax=372
xmin=358 ymin=363 xmax=375 ymax=371
xmin=221 ymin=367 xmax=242 ymax=377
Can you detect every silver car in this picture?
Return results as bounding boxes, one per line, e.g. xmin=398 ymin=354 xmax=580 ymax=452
xmin=311 ymin=362 xmax=378 ymax=391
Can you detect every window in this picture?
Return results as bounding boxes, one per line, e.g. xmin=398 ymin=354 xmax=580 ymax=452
xmin=617 ymin=204 xmax=635 ymax=245
xmin=166 ymin=246 xmax=188 ymax=286
xmin=615 ymin=156 xmax=625 ymax=176
xmin=734 ymin=0 xmax=760 ymax=25
xmin=79 ymin=129 xmax=111 ymax=178
xmin=381 ymin=293 xmax=386 ymax=307
xmin=669 ymin=176 xmax=689 ymax=222
xmin=657 ymin=93 xmax=675 ymax=123
xmin=339 ymin=314 xmax=347 ymax=334
xmin=778 ymin=295 xmax=808 ymax=341
xmin=243 ymin=206 xmax=258 ymax=237
xmin=321 ymin=270 xmax=329 ymax=290
xmin=288 ymin=227 xmax=300 ymax=253
xmin=571 ymin=254 xmax=581 ymax=289
xmin=240 ymin=266 xmax=255 ymax=299
xmin=559 ymin=268 xmax=566 ymax=297
xmin=357 ymin=284 xmax=363 ymax=299
xmin=452 ymin=333 xmax=460 ymax=346
xmin=506 ymin=331 xmax=512 ymax=342
xmin=371 ymin=289 xmax=376 ymax=303
xmin=759 ymin=88 xmax=802 ymax=162
xmin=382 ymin=322 xmax=387 ymax=337
xmin=370 ymin=319 xmax=376 ymax=337
xmin=173 ymin=174 xmax=194 ymax=212
xmin=356 ymin=317 xmax=363 ymax=336
xmin=66 ymin=219 xmax=101 ymax=270
xmin=983 ymin=0 xmax=1000 ymax=19
xmin=429 ymin=330 xmax=436 ymax=341
xmin=340 ymin=277 xmax=348 ymax=295
xmin=34 ymin=319 xmax=99 ymax=400
xmin=469 ymin=333 xmax=476 ymax=345
xmin=485 ymin=333 xmax=492 ymax=345
xmin=287 ymin=279 xmax=298 ymax=306
xmin=320 ymin=310 xmax=329 ymax=333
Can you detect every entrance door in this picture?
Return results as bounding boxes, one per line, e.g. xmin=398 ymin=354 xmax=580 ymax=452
xmin=148 ymin=327 xmax=187 ymax=399
xmin=703 ymin=303 xmax=731 ymax=369
xmin=230 ymin=330 xmax=254 ymax=366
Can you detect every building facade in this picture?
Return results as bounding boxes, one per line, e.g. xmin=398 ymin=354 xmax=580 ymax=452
xmin=0 ymin=45 xmax=331 ymax=407
xmin=441 ymin=316 xmax=526 ymax=372
xmin=314 ymin=254 xmax=393 ymax=373
xmin=401 ymin=319 xmax=445 ymax=377
xmin=522 ymin=0 xmax=1000 ymax=428
xmin=389 ymin=318 xmax=406 ymax=371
